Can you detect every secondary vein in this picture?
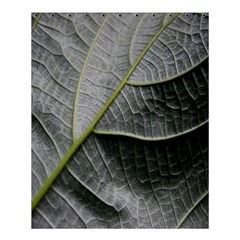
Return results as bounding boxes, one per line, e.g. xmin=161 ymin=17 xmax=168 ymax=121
xmin=72 ymin=14 xmax=111 ymax=143
xmin=93 ymin=119 xmax=208 ymax=141
xmin=126 ymin=56 xmax=209 ymax=86
xmin=176 ymin=190 xmax=208 ymax=228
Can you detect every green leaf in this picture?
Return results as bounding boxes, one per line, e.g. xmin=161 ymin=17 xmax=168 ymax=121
xmin=32 ymin=12 xmax=208 ymax=228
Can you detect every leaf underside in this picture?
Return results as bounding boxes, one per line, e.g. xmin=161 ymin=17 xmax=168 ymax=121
xmin=32 ymin=12 xmax=209 ymax=228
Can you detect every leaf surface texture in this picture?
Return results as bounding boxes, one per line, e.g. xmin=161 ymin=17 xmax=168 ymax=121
xmin=32 ymin=13 xmax=209 ymax=228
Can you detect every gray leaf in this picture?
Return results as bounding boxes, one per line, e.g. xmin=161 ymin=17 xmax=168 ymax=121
xmin=32 ymin=12 xmax=209 ymax=228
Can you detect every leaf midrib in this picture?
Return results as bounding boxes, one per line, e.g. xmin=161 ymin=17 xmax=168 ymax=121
xmin=32 ymin=13 xmax=180 ymax=210
xmin=32 ymin=13 xmax=42 ymax=31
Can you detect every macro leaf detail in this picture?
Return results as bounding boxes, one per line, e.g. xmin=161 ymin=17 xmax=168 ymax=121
xmin=32 ymin=12 xmax=209 ymax=228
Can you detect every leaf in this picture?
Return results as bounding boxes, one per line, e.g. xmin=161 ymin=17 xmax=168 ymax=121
xmin=32 ymin=12 xmax=209 ymax=228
